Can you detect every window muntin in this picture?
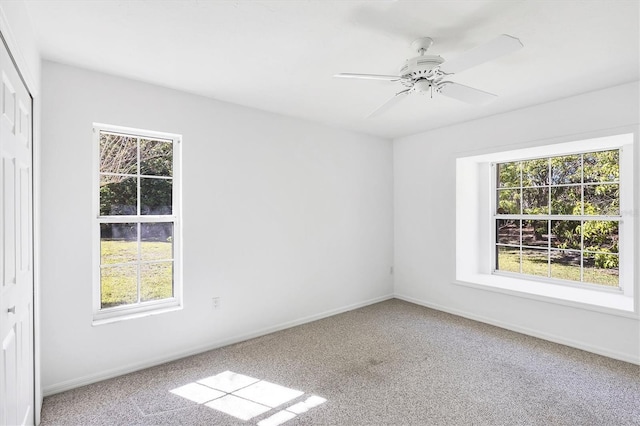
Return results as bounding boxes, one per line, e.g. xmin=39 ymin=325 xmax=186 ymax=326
xmin=494 ymin=150 xmax=620 ymax=288
xmin=93 ymin=124 xmax=181 ymax=321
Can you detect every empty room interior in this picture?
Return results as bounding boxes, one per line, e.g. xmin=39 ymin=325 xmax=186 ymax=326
xmin=0 ymin=0 xmax=639 ymax=425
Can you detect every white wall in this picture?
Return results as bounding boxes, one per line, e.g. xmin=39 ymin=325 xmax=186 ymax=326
xmin=394 ymin=81 xmax=640 ymax=364
xmin=40 ymin=61 xmax=394 ymax=394
xmin=0 ymin=0 xmax=40 ymax=88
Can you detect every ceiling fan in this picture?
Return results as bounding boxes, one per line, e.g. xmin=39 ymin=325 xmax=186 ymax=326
xmin=335 ymin=34 xmax=523 ymax=117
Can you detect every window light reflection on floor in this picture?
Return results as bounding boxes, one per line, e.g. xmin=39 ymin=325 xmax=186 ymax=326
xmin=169 ymin=370 xmax=326 ymax=425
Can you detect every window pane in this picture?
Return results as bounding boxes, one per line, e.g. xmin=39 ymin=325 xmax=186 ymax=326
xmin=583 ymin=253 xmax=619 ymax=287
xmin=523 ymin=220 xmax=548 ymax=247
xmin=496 ymin=219 xmax=520 ymax=245
xmin=100 ymin=133 xmax=137 ymax=175
xmin=522 ymin=248 xmax=548 ymax=277
xmin=522 ymin=187 xmax=548 ymax=214
xmin=100 ymin=223 xmax=138 ymax=264
xmin=550 ymin=249 xmax=581 ymax=282
xmin=101 ymin=264 xmax=138 ymax=308
xmin=141 ymin=262 xmax=173 ymax=302
xmin=140 ymin=139 xmax=173 ymax=177
xmin=550 ymin=186 xmax=581 ymax=215
xmin=583 ymin=150 xmax=619 ymax=183
xmin=141 ymin=223 xmax=173 ymax=261
xmin=550 ymin=220 xmax=581 ymax=250
xmin=583 ymin=221 xmax=618 ymax=253
xmin=496 ymin=246 xmax=520 ymax=273
xmin=497 ymin=189 xmax=520 ymax=214
xmin=522 ymin=158 xmax=548 ymax=186
xmin=493 ymin=148 xmax=623 ymax=290
xmin=141 ymin=177 xmax=172 ymax=215
xmin=498 ymin=162 xmax=520 ymax=188
xmin=100 ymin=176 xmax=137 ymax=215
xmin=584 ymin=184 xmax=619 ymax=215
xmin=551 ymin=155 xmax=581 ymax=184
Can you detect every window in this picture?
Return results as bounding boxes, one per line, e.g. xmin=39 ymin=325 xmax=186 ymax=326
xmin=93 ymin=123 xmax=181 ymax=323
xmin=494 ymin=150 xmax=620 ymax=289
xmin=456 ymin=132 xmax=635 ymax=314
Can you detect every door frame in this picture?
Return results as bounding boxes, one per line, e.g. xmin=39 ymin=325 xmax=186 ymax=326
xmin=0 ymin=7 xmax=41 ymax=425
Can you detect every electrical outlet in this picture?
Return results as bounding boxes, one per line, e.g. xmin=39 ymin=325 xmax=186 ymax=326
xmin=212 ymin=297 xmax=221 ymax=310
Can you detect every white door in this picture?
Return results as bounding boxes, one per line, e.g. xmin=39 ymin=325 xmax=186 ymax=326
xmin=0 ymin=34 xmax=34 ymax=426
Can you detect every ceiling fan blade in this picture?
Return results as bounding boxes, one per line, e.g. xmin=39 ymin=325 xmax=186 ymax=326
xmin=438 ymin=34 xmax=523 ymax=74
xmin=368 ymin=90 xmax=410 ymax=118
xmin=439 ymin=82 xmax=497 ymax=105
xmin=334 ymin=73 xmax=402 ymax=81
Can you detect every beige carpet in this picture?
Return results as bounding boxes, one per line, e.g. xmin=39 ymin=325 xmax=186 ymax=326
xmin=41 ymin=299 xmax=640 ymax=425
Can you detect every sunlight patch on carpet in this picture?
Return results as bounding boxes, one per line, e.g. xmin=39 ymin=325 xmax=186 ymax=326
xmin=170 ymin=370 xmax=326 ymax=424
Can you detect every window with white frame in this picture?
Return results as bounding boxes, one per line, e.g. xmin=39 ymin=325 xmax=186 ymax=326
xmin=93 ymin=123 xmax=181 ymax=322
xmin=455 ymin=132 xmax=635 ymax=313
xmin=494 ymin=150 xmax=621 ymax=289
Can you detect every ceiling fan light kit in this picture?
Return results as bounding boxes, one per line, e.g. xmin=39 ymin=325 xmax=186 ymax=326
xmin=335 ymin=34 xmax=523 ymax=117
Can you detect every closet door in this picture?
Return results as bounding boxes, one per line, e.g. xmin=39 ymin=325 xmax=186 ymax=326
xmin=0 ymin=33 xmax=34 ymax=426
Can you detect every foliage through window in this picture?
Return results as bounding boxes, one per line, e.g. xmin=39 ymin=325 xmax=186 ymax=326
xmin=494 ymin=150 xmax=620 ymax=288
xmin=94 ymin=124 xmax=181 ymax=320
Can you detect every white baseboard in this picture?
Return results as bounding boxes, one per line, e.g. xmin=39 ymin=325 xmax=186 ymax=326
xmin=44 ymin=291 xmax=636 ymax=396
xmin=43 ymin=293 xmax=394 ymax=396
xmin=394 ymin=293 xmax=640 ymax=365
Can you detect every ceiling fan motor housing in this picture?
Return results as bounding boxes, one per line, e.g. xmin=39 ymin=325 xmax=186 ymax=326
xmin=399 ymin=55 xmax=445 ymax=87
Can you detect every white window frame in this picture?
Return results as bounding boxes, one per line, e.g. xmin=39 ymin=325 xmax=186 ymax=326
xmin=491 ymin=149 xmax=624 ymax=292
xmin=92 ymin=123 xmax=182 ymax=324
xmin=455 ymin=130 xmax=637 ymax=317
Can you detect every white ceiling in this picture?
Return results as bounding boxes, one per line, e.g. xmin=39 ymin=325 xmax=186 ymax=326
xmin=24 ymin=0 xmax=639 ymax=139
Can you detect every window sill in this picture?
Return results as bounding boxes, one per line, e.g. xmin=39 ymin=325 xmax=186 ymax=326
xmin=455 ymin=273 xmax=636 ymax=318
xmin=92 ymin=302 xmax=182 ymax=326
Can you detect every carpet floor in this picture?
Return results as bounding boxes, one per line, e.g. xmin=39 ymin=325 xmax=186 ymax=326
xmin=41 ymin=299 xmax=640 ymax=425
